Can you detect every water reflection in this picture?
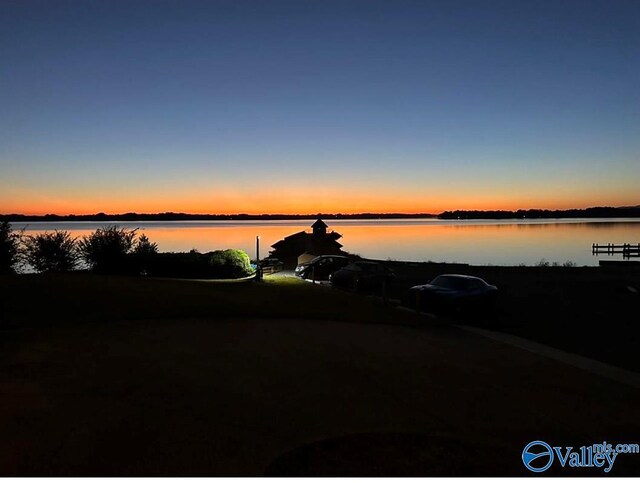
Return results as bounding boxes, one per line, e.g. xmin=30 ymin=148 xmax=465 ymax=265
xmin=12 ymin=219 xmax=640 ymax=267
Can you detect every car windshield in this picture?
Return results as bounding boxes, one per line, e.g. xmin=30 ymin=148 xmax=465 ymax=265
xmin=430 ymin=276 xmax=473 ymax=290
xmin=311 ymin=256 xmax=346 ymax=265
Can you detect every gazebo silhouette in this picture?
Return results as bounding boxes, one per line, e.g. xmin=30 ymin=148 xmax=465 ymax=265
xmin=270 ymin=218 xmax=347 ymax=268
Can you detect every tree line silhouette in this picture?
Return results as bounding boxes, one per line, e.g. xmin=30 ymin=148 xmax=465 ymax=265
xmin=439 ymin=206 xmax=640 ymax=220
xmin=2 ymin=206 xmax=638 ymax=222
xmin=0 ymin=212 xmax=438 ymax=222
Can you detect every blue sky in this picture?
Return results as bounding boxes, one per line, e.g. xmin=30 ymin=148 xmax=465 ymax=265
xmin=1 ymin=0 xmax=638 ymax=214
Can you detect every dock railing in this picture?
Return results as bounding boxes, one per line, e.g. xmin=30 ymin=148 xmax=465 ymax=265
xmin=592 ymin=243 xmax=640 ymax=259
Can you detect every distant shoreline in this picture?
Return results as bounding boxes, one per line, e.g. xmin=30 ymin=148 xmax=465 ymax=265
xmin=1 ymin=206 xmax=639 ymax=222
xmin=1 ymin=212 xmax=438 ymax=222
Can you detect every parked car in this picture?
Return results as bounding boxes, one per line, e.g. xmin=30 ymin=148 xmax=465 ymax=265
xmin=406 ymin=274 xmax=498 ymax=314
xmin=329 ymin=261 xmax=395 ymax=292
xmin=259 ymin=257 xmax=284 ymax=274
xmin=295 ymin=255 xmax=351 ymax=281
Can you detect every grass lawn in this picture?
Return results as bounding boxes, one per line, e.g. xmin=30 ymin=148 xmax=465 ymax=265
xmin=1 ymin=272 xmax=639 ymax=476
xmin=0 ymin=273 xmax=420 ymax=330
xmin=2 ymin=267 xmax=640 ymax=371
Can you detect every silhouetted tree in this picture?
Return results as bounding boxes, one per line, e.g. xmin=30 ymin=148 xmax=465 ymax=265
xmin=78 ymin=226 xmax=138 ymax=274
xmin=438 ymin=206 xmax=640 ymax=220
xmin=133 ymin=233 xmax=159 ymax=274
xmin=0 ymin=221 xmax=22 ymax=274
xmin=23 ymin=230 xmax=79 ymax=272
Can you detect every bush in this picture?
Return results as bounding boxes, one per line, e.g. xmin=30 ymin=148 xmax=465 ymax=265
xmin=534 ymin=258 xmax=550 ymax=267
xmin=133 ymin=234 xmax=159 ymax=274
xmin=0 ymin=221 xmax=22 ymax=274
xmin=78 ymin=226 xmax=138 ymax=274
xmin=23 ymin=231 xmax=79 ymax=273
xmin=147 ymin=250 xmax=212 ymax=278
xmin=209 ymin=249 xmax=254 ymax=279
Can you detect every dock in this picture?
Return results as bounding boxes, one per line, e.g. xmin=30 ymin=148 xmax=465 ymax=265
xmin=592 ymin=243 xmax=640 ymax=259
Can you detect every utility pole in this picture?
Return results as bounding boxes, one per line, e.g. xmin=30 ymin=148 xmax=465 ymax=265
xmin=255 ymin=235 xmax=261 ymax=281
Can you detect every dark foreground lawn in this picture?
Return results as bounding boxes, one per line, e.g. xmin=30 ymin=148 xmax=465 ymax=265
xmin=0 ymin=273 xmax=418 ymax=329
xmin=1 ymin=273 xmax=639 ymax=476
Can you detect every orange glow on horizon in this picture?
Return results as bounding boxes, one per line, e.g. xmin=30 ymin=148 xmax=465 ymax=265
xmin=1 ymin=181 xmax=637 ymax=216
xmin=2 ymin=195 xmax=631 ymax=216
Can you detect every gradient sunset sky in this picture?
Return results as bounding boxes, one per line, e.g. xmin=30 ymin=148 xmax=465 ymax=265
xmin=1 ymin=0 xmax=639 ymax=215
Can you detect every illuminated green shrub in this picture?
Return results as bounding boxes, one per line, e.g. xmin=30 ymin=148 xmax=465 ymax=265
xmin=147 ymin=249 xmax=253 ymax=279
xmin=208 ymin=249 xmax=254 ymax=278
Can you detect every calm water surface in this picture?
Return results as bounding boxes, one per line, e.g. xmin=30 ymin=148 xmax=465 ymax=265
xmin=13 ymin=218 xmax=640 ymax=266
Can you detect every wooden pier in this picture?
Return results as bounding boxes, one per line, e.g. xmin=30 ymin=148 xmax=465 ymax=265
xmin=592 ymin=243 xmax=640 ymax=258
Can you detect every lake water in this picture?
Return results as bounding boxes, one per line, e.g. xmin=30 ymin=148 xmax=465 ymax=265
xmin=11 ymin=218 xmax=640 ymax=267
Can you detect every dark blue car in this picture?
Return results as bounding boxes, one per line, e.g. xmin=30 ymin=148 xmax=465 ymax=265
xmin=407 ymin=274 xmax=498 ymax=314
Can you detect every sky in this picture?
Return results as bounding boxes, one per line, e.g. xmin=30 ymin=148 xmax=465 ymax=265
xmin=1 ymin=0 xmax=639 ymax=215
